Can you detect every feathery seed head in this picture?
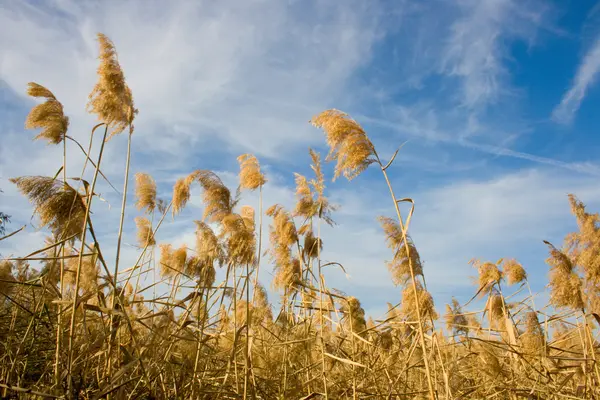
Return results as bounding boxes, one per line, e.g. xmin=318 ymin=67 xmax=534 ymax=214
xmin=311 ymin=109 xmax=375 ymax=181
xmin=445 ymin=298 xmax=469 ymax=335
xmin=400 ymin=282 xmax=438 ymax=322
xmin=25 ymin=83 xmax=69 ymax=145
xmin=194 ymin=221 xmax=225 ymax=269
xmin=134 ymin=173 xmax=157 ymax=213
xmin=159 ymin=244 xmax=186 ymax=278
xmin=476 ymin=261 xmax=503 ymax=294
xmin=238 ymin=154 xmax=266 ymax=190
xmin=294 ymin=173 xmax=318 ymax=219
xmin=521 ymin=311 xmax=545 ymax=356
xmin=172 ymin=175 xmax=193 ymax=216
xmin=63 ymin=246 xmax=99 ymax=294
xmin=379 ymin=216 xmax=423 ymax=284
xmin=303 ymin=230 xmax=323 ymax=259
xmin=341 ymin=296 xmax=367 ymax=335
xmin=87 ymin=33 xmax=137 ymax=139
xmin=11 ymin=176 xmax=86 ymax=241
xmin=221 ymin=213 xmax=256 ymax=266
xmin=545 ymin=241 xmax=584 ymax=310
xmin=134 ymin=216 xmax=155 ymax=247
xmin=503 ymin=259 xmax=527 ymax=285
xmin=241 ymin=205 xmax=255 ymax=232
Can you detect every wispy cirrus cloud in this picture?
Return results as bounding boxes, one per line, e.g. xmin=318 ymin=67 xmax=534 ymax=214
xmin=552 ymin=34 xmax=600 ymax=124
xmin=441 ymin=0 xmax=549 ymax=109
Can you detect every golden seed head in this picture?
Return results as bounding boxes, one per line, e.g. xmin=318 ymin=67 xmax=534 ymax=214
xmin=238 ymin=154 xmax=266 ymax=190
xmin=134 ymin=216 xmax=155 ymax=247
xmin=503 ymin=259 xmax=527 ymax=285
xmin=87 ymin=33 xmax=137 ymax=139
xmin=11 ymin=176 xmax=86 ymax=241
xmin=545 ymin=241 xmax=584 ymax=310
xmin=172 ymin=175 xmax=192 ymax=216
xmin=445 ymin=298 xmax=468 ymax=335
xmin=25 ymin=83 xmax=69 ymax=145
xmin=341 ymin=296 xmax=367 ymax=335
xmin=311 ymin=109 xmax=375 ymax=181
xmin=134 ymin=173 xmax=157 ymax=214
xmin=379 ymin=216 xmax=423 ymax=284
xmin=159 ymin=244 xmax=186 ymax=278
xmin=303 ymin=230 xmax=323 ymax=259
xmin=400 ymin=282 xmax=438 ymax=322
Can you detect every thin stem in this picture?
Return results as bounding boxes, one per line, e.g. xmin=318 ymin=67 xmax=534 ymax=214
xmin=374 ymin=150 xmax=437 ymax=400
xmin=107 ymin=130 xmax=133 ymax=378
xmin=66 ymin=125 xmax=108 ymax=397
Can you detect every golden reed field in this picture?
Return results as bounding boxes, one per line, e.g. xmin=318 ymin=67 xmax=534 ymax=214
xmin=1 ymin=33 xmax=599 ymax=399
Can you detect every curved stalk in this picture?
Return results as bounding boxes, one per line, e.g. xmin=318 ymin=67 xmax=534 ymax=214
xmin=374 ymin=149 xmax=437 ymax=400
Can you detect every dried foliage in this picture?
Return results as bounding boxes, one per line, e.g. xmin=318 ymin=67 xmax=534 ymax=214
xmin=4 ymin=35 xmax=600 ymax=400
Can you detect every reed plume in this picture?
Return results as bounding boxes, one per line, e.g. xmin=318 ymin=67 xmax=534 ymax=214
xmin=134 ymin=216 xmax=155 ymax=247
xmin=445 ymin=298 xmax=468 ymax=335
xmin=195 ymin=170 xmax=233 ymax=223
xmin=25 ymin=83 xmax=69 ymax=144
xmin=503 ymin=259 xmax=527 ymax=285
xmin=303 ymin=229 xmax=322 ymax=259
xmin=193 ymin=221 xmax=224 ymax=271
xmin=520 ymin=311 xmax=545 ymax=357
xmin=87 ymin=33 xmax=137 ymax=138
xmin=400 ymin=282 xmax=437 ymax=322
xmin=294 ymin=173 xmax=317 ymax=219
xmin=10 ymin=176 xmax=86 ymax=241
xmin=341 ymin=296 xmax=367 ymax=335
xmin=476 ymin=261 xmax=503 ymax=294
xmin=311 ymin=109 xmax=375 ymax=181
xmin=544 ymin=241 xmax=584 ymax=310
xmin=172 ymin=175 xmax=193 ymax=216
xmin=159 ymin=244 xmax=187 ymax=278
xmin=379 ymin=216 xmax=423 ymax=284
xmin=63 ymin=246 xmax=99 ymax=295
xmin=221 ymin=213 xmax=256 ymax=266
xmin=134 ymin=173 xmax=157 ymax=213
xmin=238 ymin=154 xmax=267 ymax=190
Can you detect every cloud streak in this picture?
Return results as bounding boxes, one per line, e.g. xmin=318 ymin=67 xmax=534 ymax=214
xmin=441 ymin=0 xmax=548 ymax=109
xmin=553 ymin=35 xmax=600 ymax=124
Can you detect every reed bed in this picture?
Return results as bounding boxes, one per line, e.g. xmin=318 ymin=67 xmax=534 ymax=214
xmin=1 ymin=33 xmax=599 ymax=400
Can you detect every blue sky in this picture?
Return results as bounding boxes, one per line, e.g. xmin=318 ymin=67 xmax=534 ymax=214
xmin=1 ymin=0 xmax=600 ymax=319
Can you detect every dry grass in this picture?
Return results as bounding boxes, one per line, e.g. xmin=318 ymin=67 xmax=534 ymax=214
xmin=1 ymin=32 xmax=600 ymax=400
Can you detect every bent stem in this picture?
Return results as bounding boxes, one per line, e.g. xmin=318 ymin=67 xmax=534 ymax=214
xmin=374 ymin=149 xmax=437 ymax=400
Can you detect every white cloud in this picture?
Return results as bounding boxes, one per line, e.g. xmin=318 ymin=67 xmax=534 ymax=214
xmin=0 ymin=0 xmax=385 ymax=161
xmin=441 ymin=0 xmax=548 ymax=109
xmin=552 ymin=35 xmax=600 ymax=124
xmin=1 ymin=0 xmax=598 ymax=323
